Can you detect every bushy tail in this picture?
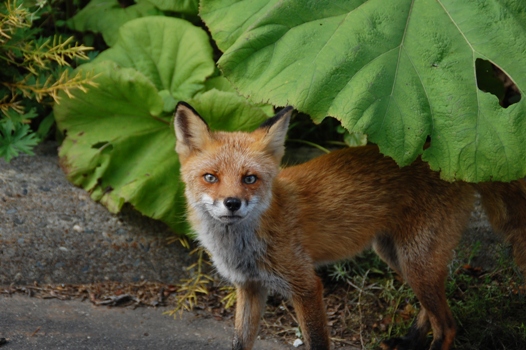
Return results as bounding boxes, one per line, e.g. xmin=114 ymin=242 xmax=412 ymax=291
xmin=476 ymin=179 xmax=526 ymax=275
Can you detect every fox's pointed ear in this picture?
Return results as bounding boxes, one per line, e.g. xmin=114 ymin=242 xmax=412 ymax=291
xmin=257 ymin=106 xmax=293 ymax=162
xmin=174 ymin=102 xmax=211 ymax=161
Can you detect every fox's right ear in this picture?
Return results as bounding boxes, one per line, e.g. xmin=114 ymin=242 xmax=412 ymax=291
xmin=257 ymin=106 xmax=293 ymax=162
xmin=174 ymin=102 xmax=211 ymax=160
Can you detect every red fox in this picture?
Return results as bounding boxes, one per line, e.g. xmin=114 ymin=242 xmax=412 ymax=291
xmin=173 ymin=102 xmax=526 ymax=350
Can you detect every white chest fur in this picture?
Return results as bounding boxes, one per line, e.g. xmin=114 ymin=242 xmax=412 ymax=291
xmin=196 ymin=218 xmax=290 ymax=296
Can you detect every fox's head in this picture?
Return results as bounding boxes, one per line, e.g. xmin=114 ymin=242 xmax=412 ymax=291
xmin=174 ymin=102 xmax=292 ymax=226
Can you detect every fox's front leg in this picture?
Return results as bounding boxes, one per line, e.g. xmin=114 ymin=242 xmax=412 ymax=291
xmin=232 ymin=281 xmax=268 ymax=350
xmin=291 ymin=275 xmax=330 ymax=350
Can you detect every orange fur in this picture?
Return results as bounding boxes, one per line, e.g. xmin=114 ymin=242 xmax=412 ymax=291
xmin=174 ymin=102 xmax=526 ymax=350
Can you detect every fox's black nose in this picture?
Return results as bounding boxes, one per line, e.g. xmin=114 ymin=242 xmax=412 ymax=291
xmin=224 ymin=197 xmax=242 ymax=212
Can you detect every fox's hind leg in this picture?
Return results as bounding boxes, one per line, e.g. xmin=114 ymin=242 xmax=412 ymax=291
xmin=374 ymin=235 xmax=434 ymax=350
xmin=374 ymin=227 xmax=463 ymax=350
xmin=477 ymin=180 xmax=526 ymax=275
xmin=373 ymin=236 xmax=430 ymax=350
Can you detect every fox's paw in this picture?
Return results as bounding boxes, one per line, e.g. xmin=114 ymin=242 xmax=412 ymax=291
xmin=379 ymin=337 xmax=406 ymax=350
xmin=380 ymin=337 xmax=427 ymax=350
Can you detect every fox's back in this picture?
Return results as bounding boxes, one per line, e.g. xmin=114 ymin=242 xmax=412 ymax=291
xmin=274 ymin=146 xmax=476 ymax=263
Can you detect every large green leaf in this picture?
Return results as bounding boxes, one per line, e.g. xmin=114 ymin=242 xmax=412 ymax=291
xmin=201 ymin=0 xmax=526 ymax=182
xmin=138 ymin=0 xmax=199 ymax=14
xmin=53 ymin=61 xmax=185 ymax=227
xmin=189 ymin=88 xmax=272 ymax=131
xmin=94 ymin=16 xmax=215 ymax=100
xmin=199 ymin=76 xmax=276 ymax=116
xmin=67 ymin=0 xmax=162 ymax=46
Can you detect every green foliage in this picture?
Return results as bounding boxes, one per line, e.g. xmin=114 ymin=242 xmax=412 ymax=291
xmin=67 ymin=0 xmax=163 ymax=46
xmin=67 ymin=0 xmax=201 ymax=48
xmin=200 ymin=0 xmax=526 ymax=182
xmin=0 ymin=0 xmax=94 ymax=162
xmin=329 ymin=250 xmax=387 ymax=282
xmin=445 ymin=244 xmax=526 ymax=349
xmin=0 ymin=108 xmax=39 ymax=161
xmin=141 ymin=0 xmax=199 ymax=14
xmin=54 ymin=16 xmax=273 ymax=234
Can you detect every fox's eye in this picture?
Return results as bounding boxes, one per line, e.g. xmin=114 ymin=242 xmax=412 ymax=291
xmin=243 ymin=175 xmax=258 ymax=184
xmin=203 ymin=174 xmax=218 ymax=183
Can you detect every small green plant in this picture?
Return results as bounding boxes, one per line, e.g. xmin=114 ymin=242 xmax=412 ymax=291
xmin=220 ymin=285 xmax=237 ymax=310
xmin=163 ymin=234 xmax=236 ymax=316
xmin=165 ymin=246 xmax=213 ymax=318
xmin=329 ymin=261 xmax=353 ymax=282
xmin=0 ymin=0 xmax=94 ymax=162
xmin=447 ymin=245 xmax=526 ymax=350
xmin=377 ymin=278 xmax=417 ymax=340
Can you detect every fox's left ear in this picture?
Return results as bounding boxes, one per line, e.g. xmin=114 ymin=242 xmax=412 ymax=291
xmin=257 ymin=106 xmax=293 ymax=162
